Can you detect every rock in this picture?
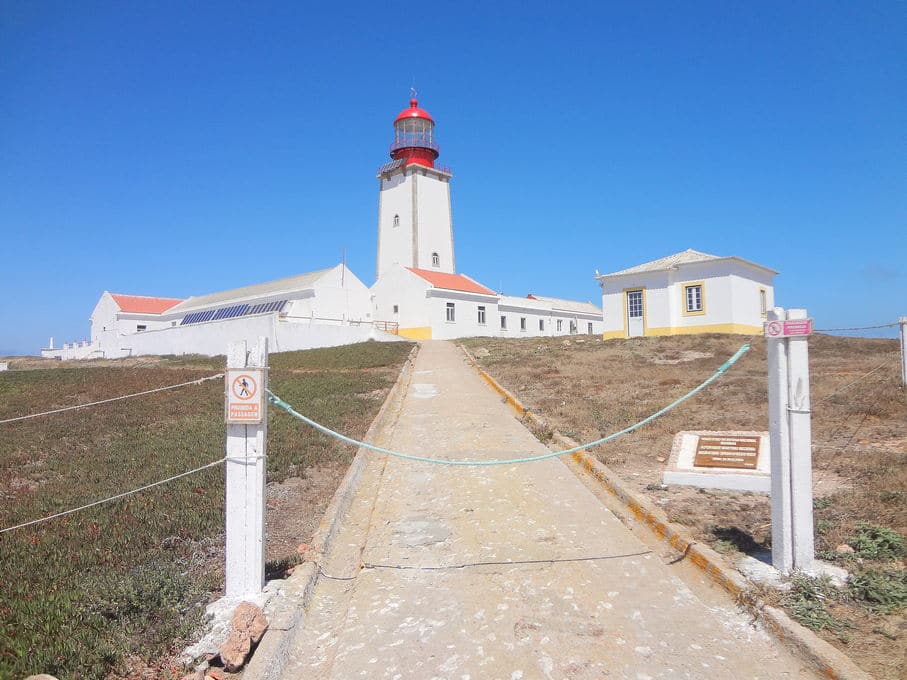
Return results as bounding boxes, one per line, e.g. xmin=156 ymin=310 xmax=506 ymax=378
xmin=296 ymin=542 xmax=309 ymax=557
xmin=562 ymin=339 xmax=571 ymax=346
xmin=656 ymin=456 xmax=667 ymax=463
xmin=835 ymin=543 xmax=855 ymax=554
xmin=474 ymin=347 xmax=490 ymax=358
xmin=180 ymin=671 xmax=204 ymax=680
xmin=25 ymin=675 xmax=60 ymax=680
xmin=219 ymin=602 xmax=269 ymax=672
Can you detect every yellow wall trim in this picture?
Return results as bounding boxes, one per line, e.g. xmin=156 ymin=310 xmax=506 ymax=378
xmin=602 ymin=322 xmax=761 ymax=340
xmin=397 ymin=326 xmax=433 ymax=340
xmin=647 ymin=323 xmax=761 ymax=336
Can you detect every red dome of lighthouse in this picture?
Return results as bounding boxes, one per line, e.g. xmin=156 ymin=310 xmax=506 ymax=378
xmin=394 ymin=98 xmax=435 ymax=124
xmin=390 ymin=96 xmax=439 ymax=169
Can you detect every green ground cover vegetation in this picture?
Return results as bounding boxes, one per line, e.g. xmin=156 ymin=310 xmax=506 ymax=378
xmin=0 ymin=341 xmax=412 ymax=679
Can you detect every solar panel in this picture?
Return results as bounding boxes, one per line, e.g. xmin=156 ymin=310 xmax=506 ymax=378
xmin=179 ymin=299 xmax=288 ymax=326
xmin=377 ymin=158 xmax=404 ymax=175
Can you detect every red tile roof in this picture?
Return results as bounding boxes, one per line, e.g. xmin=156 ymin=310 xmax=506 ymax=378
xmin=110 ymin=293 xmax=184 ymax=314
xmin=407 ymin=268 xmax=496 ymax=296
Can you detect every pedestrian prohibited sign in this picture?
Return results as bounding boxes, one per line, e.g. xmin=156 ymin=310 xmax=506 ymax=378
xmin=225 ymin=368 xmax=265 ymax=424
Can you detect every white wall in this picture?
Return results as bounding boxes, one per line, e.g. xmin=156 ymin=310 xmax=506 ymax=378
xmin=426 ymin=291 xmax=501 ymax=340
xmin=376 ymin=166 xmax=454 ymax=279
xmin=89 ymin=292 xmax=119 ymax=347
xmin=121 ymin=314 xmax=404 ymax=357
xmin=415 ymin=170 xmax=455 ymax=273
xmin=309 ymin=265 xmax=372 ymax=323
xmin=376 ymin=171 xmax=415 ymax=279
xmin=600 ymin=260 xmax=775 ymax=337
xmin=371 ymin=265 xmax=432 ymax=330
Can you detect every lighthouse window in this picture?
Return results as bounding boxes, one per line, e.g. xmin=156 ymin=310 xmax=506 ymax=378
xmin=432 ymin=252 xmax=440 ymax=267
xmin=445 ymin=302 xmax=455 ymax=322
xmin=393 ymin=214 xmax=400 ymax=228
xmin=393 ymin=305 xmax=399 ymax=314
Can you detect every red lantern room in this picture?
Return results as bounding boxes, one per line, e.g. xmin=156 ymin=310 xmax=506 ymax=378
xmin=390 ymin=97 xmax=439 ymax=169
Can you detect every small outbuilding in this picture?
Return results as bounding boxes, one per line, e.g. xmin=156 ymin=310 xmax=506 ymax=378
xmin=596 ymin=249 xmax=776 ymax=339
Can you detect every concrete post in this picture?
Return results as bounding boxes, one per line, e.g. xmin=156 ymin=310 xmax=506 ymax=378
xmin=787 ymin=309 xmax=814 ymax=571
xmin=900 ymin=317 xmax=906 ymax=387
xmin=225 ymin=338 xmax=268 ymax=598
xmin=767 ymin=308 xmax=815 ymax=573
xmin=767 ymin=308 xmax=793 ymax=574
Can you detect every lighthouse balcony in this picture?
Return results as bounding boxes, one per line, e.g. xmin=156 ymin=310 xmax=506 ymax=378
xmin=389 ymin=135 xmax=440 ymax=154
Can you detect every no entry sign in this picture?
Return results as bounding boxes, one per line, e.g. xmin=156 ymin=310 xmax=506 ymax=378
xmin=225 ymin=368 xmax=264 ymax=424
xmin=764 ymin=318 xmax=813 ymax=338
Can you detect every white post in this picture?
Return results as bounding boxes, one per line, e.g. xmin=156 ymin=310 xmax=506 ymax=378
xmin=787 ymin=309 xmax=814 ymax=571
xmin=767 ymin=308 xmax=794 ymax=574
xmin=900 ymin=317 xmax=906 ymax=387
xmin=225 ymin=337 xmax=268 ymax=598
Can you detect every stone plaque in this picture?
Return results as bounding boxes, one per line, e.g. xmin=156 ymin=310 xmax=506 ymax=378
xmin=694 ymin=435 xmax=760 ymax=469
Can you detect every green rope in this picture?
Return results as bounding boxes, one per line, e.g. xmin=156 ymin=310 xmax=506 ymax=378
xmin=267 ymin=342 xmax=751 ymax=466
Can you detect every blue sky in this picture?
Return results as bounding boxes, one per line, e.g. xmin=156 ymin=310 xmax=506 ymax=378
xmin=1 ymin=2 xmax=904 ymax=354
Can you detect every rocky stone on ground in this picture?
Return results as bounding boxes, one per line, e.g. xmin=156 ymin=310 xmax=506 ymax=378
xmin=219 ymin=601 xmax=269 ymax=672
xmin=24 ymin=675 xmax=60 ymax=680
xmin=835 ymin=543 xmax=855 ymax=554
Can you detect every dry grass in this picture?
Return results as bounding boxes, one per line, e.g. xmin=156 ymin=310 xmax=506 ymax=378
xmin=463 ymin=333 xmax=906 ymax=679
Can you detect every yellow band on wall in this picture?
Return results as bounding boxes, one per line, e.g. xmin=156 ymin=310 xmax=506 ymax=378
xmin=603 ymin=322 xmax=761 ymax=339
xmin=398 ymin=326 xmax=433 ymax=340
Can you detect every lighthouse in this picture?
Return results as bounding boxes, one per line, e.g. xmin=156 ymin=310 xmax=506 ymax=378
xmin=375 ymin=96 xmax=456 ymax=279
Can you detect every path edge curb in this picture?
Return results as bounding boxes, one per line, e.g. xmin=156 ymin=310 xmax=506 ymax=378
xmin=243 ymin=343 xmax=420 ymax=680
xmin=459 ymin=343 xmax=874 ymax=680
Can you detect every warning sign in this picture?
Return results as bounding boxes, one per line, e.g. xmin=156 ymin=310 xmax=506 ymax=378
xmin=225 ymin=369 xmax=265 ymax=424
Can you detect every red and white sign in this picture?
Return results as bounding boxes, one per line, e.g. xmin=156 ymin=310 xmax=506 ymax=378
xmin=225 ymin=369 xmax=264 ymax=424
xmin=764 ymin=318 xmax=813 ymax=338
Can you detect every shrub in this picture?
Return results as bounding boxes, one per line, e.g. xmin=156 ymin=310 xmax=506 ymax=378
xmin=848 ymin=523 xmax=906 ymax=560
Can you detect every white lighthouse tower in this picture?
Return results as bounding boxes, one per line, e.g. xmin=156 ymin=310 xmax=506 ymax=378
xmin=375 ymin=96 xmax=455 ymax=279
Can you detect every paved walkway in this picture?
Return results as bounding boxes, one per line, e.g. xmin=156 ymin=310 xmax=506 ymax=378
xmin=279 ymin=341 xmax=818 ymax=680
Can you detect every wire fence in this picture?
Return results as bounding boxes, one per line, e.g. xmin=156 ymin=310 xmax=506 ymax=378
xmin=0 ymin=458 xmax=226 ymax=534
xmin=0 ymin=373 xmax=224 ymax=425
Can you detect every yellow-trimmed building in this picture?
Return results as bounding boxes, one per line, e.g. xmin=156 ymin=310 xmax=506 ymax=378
xmin=596 ymin=249 xmax=776 ymax=339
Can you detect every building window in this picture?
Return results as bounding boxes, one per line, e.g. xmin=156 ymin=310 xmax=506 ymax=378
xmin=393 ymin=214 xmax=400 ymax=228
xmin=477 ymin=305 xmax=486 ymax=325
xmin=136 ymin=324 xmax=147 ymax=332
xmin=682 ymin=282 xmax=705 ymax=315
xmin=446 ymin=302 xmax=455 ymax=322
xmin=432 ymin=252 xmax=440 ymax=267
xmin=759 ymin=289 xmax=767 ymax=316
xmin=556 ymin=319 xmax=563 ymax=332
xmin=569 ymin=320 xmax=577 ymax=334
xmin=171 ymin=321 xmax=177 ymax=327
xmin=587 ymin=322 xmax=593 ymax=335
xmin=393 ymin=304 xmax=399 ymax=314
xmin=539 ymin=319 xmax=544 ymax=331
xmin=520 ymin=317 xmax=526 ymax=331
xmin=500 ymin=315 xmax=507 ymax=330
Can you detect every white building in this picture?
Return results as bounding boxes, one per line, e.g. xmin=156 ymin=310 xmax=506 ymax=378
xmin=596 ymin=249 xmax=776 ymax=339
xmin=42 ymin=95 xmax=610 ymax=359
xmin=369 ymin=97 xmax=602 ymax=341
xmin=43 ymin=265 xmax=385 ymax=359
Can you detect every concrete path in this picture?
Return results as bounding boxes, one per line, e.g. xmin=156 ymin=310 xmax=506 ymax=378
xmin=278 ymin=341 xmax=818 ymax=680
